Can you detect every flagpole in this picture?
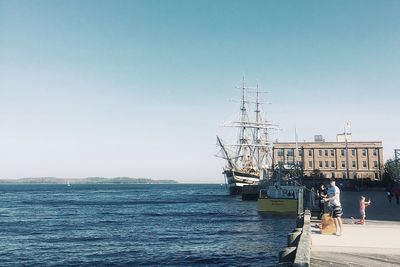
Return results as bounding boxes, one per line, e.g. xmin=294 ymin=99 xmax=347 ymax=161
xmin=344 ymin=122 xmax=351 ymax=179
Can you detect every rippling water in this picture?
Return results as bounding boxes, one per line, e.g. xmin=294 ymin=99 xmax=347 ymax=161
xmin=0 ymin=184 xmax=295 ymax=266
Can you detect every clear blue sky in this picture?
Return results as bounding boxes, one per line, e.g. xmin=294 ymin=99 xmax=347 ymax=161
xmin=1 ymin=0 xmax=399 ymax=182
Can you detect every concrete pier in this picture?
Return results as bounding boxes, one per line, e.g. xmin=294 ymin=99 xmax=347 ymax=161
xmin=310 ymin=190 xmax=400 ymax=267
xmin=311 ymin=220 xmax=400 ymax=266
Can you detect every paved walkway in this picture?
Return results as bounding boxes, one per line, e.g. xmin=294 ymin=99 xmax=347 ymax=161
xmin=310 ymin=190 xmax=400 ymax=267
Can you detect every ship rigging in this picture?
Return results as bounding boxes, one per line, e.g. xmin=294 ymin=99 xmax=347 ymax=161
xmin=216 ymin=78 xmax=279 ymax=195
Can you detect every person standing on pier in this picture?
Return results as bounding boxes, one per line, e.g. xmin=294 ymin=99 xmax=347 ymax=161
xmin=325 ymin=179 xmax=343 ymax=236
xmin=352 ymin=196 xmax=371 ymax=224
xmin=316 ymin=183 xmax=327 ymax=219
xmin=386 ymin=183 xmax=393 ymax=203
xmin=393 ymin=183 xmax=400 ymax=205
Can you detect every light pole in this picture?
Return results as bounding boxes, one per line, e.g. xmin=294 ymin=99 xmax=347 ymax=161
xmin=344 ymin=122 xmax=351 ymax=180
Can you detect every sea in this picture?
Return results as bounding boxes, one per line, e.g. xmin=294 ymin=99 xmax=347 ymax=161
xmin=0 ymin=184 xmax=295 ymax=266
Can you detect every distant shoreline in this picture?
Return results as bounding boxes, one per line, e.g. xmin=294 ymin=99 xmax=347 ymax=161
xmin=0 ymin=177 xmax=178 ymax=184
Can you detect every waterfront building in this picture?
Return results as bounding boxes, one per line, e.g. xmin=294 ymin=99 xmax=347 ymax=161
xmin=272 ymin=135 xmax=384 ymax=180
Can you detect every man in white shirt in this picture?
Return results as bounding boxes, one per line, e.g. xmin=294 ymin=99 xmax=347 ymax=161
xmin=325 ymin=179 xmax=343 ymax=235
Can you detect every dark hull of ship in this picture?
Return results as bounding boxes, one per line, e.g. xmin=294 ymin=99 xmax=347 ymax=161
xmin=224 ymin=170 xmax=260 ymax=195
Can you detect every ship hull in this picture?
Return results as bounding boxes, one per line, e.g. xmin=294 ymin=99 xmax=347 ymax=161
xmin=224 ymin=170 xmax=260 ymax=195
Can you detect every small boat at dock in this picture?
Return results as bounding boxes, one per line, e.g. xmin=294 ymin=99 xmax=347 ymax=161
xmin=257 ymin=181 xmax=304 ymax=213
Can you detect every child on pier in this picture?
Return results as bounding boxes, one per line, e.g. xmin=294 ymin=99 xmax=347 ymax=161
xmin=352 ymin=196 xmax=371 ymax=224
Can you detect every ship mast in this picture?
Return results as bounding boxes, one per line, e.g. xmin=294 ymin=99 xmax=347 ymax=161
xmin=251 ymin=84 xmax=275 ymax=176
xmin=217 ymin=78 xmax=279 ymax=175
xmin=216 ymin=136 xmax=236 ymax=170
xmin=236 ymin=77 xmax=252 ymax=169
xmin=254 ymin=84 xmax=262 ymax=170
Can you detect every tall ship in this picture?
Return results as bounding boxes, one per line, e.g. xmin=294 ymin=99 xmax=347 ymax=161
xmin=216 ymin=78 xmax=278 ymax=195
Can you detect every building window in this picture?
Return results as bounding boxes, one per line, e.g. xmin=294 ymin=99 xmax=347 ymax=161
xmin=308 ymin=161 xmax=312 ymax=168
xmin=319 ymin=150 xmax=322 ymax=156
xmin=308 ymin=150 xmax=312 ymax=156
xmin=341 ymin=149 xmax=345 ymax=156
xmin=351 ymin=149 xmax=356 ymax=156
xmin=299 ymin=150 xmax=303 ymax=156
xmin=319 ymin=161 xmax=323 ymax=168
xmin=362 ymin=149 xmax=367 ymax=156
xmin=325 ymin=161 xmax=329 ymax=168
xmin=331 ymin=161 xmax=335 ymax=168
xmin=343 ymin=172 xmax=347 ymax=179
xmin=331 ymin=149 xmax=335 ymax=156
xmin=374 ymin=161 xmax=378 ymax=168
xmin=373 ymin=149 xmax=378 ymax=156
xmin=287 ymin=149 xmax=294 ymax=157
xmin=324 ymin=150 xmax=328 ymax=156
xmin=352 ymin=161 xmax=356 ymax=168
xmin=363 ymin=161 xmax=367 ymax=168
xmin=278 ymin=149 xmax=284 ymax=156
xmin=332 ymin=172 xmax=335 ymax=178
xmin=341 ymin=161 xmax=345 ymax=168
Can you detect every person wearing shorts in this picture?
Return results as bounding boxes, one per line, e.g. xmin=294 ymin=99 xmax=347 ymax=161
xmin=325 ymin=179 xmax=343 ymax=236
xmin=353 ymin=196 xmax=371 ymax=224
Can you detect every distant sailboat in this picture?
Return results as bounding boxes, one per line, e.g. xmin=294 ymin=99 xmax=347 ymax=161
xmin=67 ymin=181 xmax=71 ymax=187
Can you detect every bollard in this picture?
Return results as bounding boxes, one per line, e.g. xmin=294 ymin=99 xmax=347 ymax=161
xmin=296 ymin=215 xmax=304 ymax=228
xmin=287 ymin=231 xmax=302 ymax=247
xmin=279 ymin=246 xmax=296 ymax=263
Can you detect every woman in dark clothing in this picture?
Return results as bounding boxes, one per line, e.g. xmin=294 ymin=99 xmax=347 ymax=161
xmin=316 ymin=183 xmax=327 ymax=219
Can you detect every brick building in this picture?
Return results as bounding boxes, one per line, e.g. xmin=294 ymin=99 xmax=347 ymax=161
xmin=272 ymin=136 xmax=384 ymax=180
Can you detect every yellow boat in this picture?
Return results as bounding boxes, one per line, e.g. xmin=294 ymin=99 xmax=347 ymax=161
xmin=257 ymin=185 xmax=302 ymax=213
